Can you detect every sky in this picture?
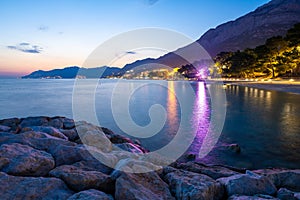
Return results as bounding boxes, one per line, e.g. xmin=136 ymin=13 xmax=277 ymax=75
xmin=0 ymin=0 xmax=270 ymax=77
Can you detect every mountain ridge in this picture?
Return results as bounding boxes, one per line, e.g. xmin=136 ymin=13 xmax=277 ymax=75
xmin=22 ymin=66 xmax=120 ymax=79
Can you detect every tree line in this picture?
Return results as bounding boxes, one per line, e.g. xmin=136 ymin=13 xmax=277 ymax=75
xmin=210 ymin=23 xmax=300 ymax=78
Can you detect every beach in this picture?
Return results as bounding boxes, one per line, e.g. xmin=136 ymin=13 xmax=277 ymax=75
xmin=221 ymin=80 xmax=300 ymax=95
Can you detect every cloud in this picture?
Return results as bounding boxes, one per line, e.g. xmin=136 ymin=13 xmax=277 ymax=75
xmin=125 ymin=51 xmax=137 ymax=54
xmin=38 ymin=25 xmax=49 ymax=31
xmin=7 ymin=43 xmax=43 ymax=54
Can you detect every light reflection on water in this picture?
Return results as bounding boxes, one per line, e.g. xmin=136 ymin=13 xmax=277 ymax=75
xmin=0 ymin=79 xmax=299 ymax=169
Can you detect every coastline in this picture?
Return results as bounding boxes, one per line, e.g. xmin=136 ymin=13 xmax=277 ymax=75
xmin=220 ymin=80 xmax=300 ymax=95
xmin=0 ymin=116 xmax=300 ymax=199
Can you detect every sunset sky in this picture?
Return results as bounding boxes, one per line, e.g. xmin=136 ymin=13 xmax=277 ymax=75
xmin=0 ymin=0 xmax=269 ymax=77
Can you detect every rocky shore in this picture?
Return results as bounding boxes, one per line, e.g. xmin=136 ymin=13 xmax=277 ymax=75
xmin=0 ymin=116 xmax=299 ymax=200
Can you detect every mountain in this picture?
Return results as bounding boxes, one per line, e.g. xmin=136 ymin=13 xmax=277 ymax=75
xmin=198 ymin=0 xmax=300 ymax=57
xmin=22 ymin=66 xmax=120 ymax=79
xmin=119 ymin=0 xmax=300 ymax=74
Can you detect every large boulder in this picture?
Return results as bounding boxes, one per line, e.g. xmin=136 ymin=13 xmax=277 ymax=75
xmin=218 ymin=171 xmax=277 ymax=196
xmin=0 ymin=118 xmax=20 ymax=132
xmin=21 ymin=126 xmax=68 ymax=140
xmin=49 ymin=165 xmax=114 ymax=193
xmin=67 ymin=189 xmax=113 ymax=200
xmin=48 ymin=117 xmax=64 ymax=129
xmin=0 ymin=131 xmax=76 ymax=152
xmin=0 ymin=172 xmax=73 ymax=199
xmin=49 ymin=144 xmax=118 ymax=167
xmin=0 ymin=125 xmax=10 ymax=132
xmin=0 ymin=143 xmax=55 ymax=176
xmin=254 ymin=169 xmax=300 ymax=192
xmin=175 ymin=161 xmax=240 ymax=179
xmin=60 ymin=128 xmax=79 ymax=141
xmin=63 ymin=118 xmax=75 ymax=129
xmin=115 ymin=171 xmax=174 ymax=200
xmin=72 ymin=160 xmax=113 ymax=175
xmin=19 ymin=116 xmax=50 ymax=128
xmin=75 ymin=121 xmax=112 ymax=152
xmin=164 ymin=170 xmax=224 ymax=200
xmin=277 ymin=188 xmax=297 ymax=200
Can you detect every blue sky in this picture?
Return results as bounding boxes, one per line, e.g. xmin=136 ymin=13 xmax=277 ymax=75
xmin=0 ymin=0 xmax=270 ymax=77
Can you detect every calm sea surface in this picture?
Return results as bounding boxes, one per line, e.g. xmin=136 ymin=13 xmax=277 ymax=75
xmin=0 ymin=79 xmax=299 ymax=169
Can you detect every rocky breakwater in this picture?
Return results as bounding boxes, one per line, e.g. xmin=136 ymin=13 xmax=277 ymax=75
xmin=0 ymin=116 xmax=300 ymax=200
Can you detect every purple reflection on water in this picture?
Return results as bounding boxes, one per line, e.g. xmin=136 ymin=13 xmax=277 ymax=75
xmin=187 ymin=82 xmax=211 ymax=159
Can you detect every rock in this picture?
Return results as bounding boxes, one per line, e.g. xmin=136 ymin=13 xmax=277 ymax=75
xmin=277 ymin=188 xmax=297 ymax=200
xmin=49 ymin=165 xmax=114 ymax=193
xmin=113 ymin=158 xmax=161 ymax=175
xmin=48 ymin=117 xmax=64 ymax=129
xmin=253 ymin=169 xmax=300 ymax=192
xmin=295 ymin=192 xmax=300 ymax=200
xmin=0 ymin=172 xmax=73 ymax=199
xmin=21 ymin=126 xmax=68 ymax=140
xmin=67 ymin=189 xmax=114 ymax=200
xmin=75 ymin=122 xmax=112 ymax=152
xmin=0 ymin=118 xmax=20 ymax=132
xmin=114 ymin=143 xmax=144 ymax=154
xmin=175 ymin=161 xmax=240 ymax=179
xmin=60 ymin=128 xmax=79 ymax=141
xmin=164 ymin=169 xmax=224 ymax=200
xmin=227 ymin=144 xmax=241 ymax=153
xmin=72 ymin=160 xmax=113 ymax=175
xmin=0 ymin=143 xmax=55 ymax=176
xmin=0 ymin=131 xmax=76 ymax=153
xmin=228 ymin=194 xmax=279 ymax=199
xmin=109 ymin=134 xmax=133 ymax=144
xmin=115 ymin=171 xmax=174 ymax=200
xmin=19 ymin=116 xmax=50 ymax=128
xmin=218 ymin=171 xmax=277 ymax=196
xmin=0 ymin=125 xmax=10 ymax=132
xmin=63 ymin=118 xmax=75 ymax=129
xmin=49 ymin=144 xmax=118 ymax=167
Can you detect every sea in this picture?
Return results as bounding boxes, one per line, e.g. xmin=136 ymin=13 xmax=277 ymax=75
xmin=1 ymin=79 xmax=300 ymax=169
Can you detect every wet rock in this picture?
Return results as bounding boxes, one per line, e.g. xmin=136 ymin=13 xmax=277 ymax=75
xmin=21 ymin=126 xmax=68 ymax=140
xmin=175 ymin=161 xmax=240 ymax=179
xmin=277 ymin=188 xmax=297 ymax=200
xmin=67 ymin=189 xmax=114 ymax=200
xmin=218 ymin=171 xmax=277 ymax=196
xmin=108 ymin=134 xmax=133 ymax=144
xmin=49 ymin=165 xmax=114 ymax=193
xmin=253 ymin=169 xmax=300 ymax=192
xmin=115 ymin=171 xmax=174 ymax=200
xmin=0 ymin=143 xmax=55 ymax=176
xmin=0 ymin=172 xmax=73 ymax=199
xmin=60 ymin=128 xmax=79 ymax=141
xmin=227 ymin=144 xmax=241 ymax=153
xmin=164 ymin=170 xmax=224 ymax=200
xmin=19 ymin=116 xmax=50 ymax=128
xmin=229 ymin=194 xmax=279 ymax=199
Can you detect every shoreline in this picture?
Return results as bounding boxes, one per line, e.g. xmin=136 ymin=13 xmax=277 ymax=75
xmin=219 ymin=80 xmax=300 ymax=95
xmin=0 ymin=116 xmax=300 ymax=199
